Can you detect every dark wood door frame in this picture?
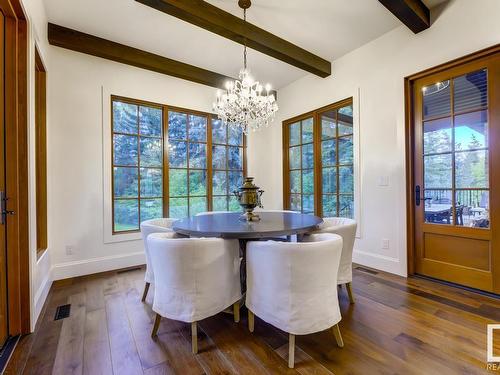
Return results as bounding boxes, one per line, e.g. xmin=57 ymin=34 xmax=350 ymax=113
xmin=1 ymin=0 xmax=30 ymax=334
xmin=405 ymin=44 xmax=500 ymax=279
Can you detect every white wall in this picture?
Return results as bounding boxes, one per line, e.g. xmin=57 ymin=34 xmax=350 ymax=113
xmin=248 ymin=0 xmax=500 ymax=276
xmin=20 ymin=0 xmax=53 ymax=330
xmin=47 ymin=47 xmax=219 ymax=280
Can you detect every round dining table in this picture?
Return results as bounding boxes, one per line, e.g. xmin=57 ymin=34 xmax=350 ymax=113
xmin=172 ymin=211 xmax=323 ymax=292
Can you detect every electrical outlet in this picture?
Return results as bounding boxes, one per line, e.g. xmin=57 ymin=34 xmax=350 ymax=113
xmin=65 ymin=245 xmax=75 ymax=255
xmin=381 ymin=239 xmax=390 ymax=250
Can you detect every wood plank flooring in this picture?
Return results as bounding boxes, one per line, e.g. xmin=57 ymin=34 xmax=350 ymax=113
xmin=5 ymin=266 xmax=500 ymax=375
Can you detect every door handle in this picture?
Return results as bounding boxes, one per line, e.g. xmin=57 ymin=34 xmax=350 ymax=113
xmin=415 ymin=186 xmax=431 ymax=206
xmin=0 ymin=191 xmax=15 ymax=225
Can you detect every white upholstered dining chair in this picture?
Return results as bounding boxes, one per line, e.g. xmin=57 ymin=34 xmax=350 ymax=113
xmin=148 ymin=233 xmax=242 ymax=354
xmin=140 ymin=218 xmax=178 ymax=302
xmin=246 ymin=233 xmax=344 ymax=368
xmin=309 ymin=217 xmax=357 ymax=303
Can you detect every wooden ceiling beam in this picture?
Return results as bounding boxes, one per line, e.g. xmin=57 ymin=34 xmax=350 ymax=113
xmin=47 ymin=23 xmax=247 ymax=92
xmin=135 ymin=0 xmax=331 ymax=78
xmin=378 ymin=0 xmax=430 ymax=34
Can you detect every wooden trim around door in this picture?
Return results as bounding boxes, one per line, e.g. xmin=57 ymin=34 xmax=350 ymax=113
xmin=405 ymin=43 xmax=500 ymax=278
xmin=2 ymin=0 xmax=30 ymax=334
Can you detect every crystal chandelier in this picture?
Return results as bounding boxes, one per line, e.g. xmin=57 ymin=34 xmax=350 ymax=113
xmin=213 ymin=0 xmax=278 ymax=134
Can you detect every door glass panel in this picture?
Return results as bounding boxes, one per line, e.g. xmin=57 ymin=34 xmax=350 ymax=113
xmin=321 ymin=140 xmax=335 ymax=166
xmin=423 ymin=80 xmax=450 ymax=120
xmin=456 ymin=190 xmax=489 ymax=228
xmin=338 ymin=105 xmax=353 ymax=136
xmin=322 ymin=167 xmax=337 ymax=194
xmin=289 ymin=122 xmax=300 ymax=146
xmin=424 ymin=154 xmax=452 ymax=188
xmin=290 ymin=170 xmax=301 ymax=193
xmin=290 ymin=194 xmax=301 ymax=211
xmin=302 ymin=194 xmax=314 ymax=214
xmin=302 ymin=118 xmax=314 ymax=143
xmin=424 ymin=190 xmax=452 ymax=225
xmin=302 ymin=143 xmax=314 ymax=169
xmin=454 ymin=111 xmax=488 ymax=151
xmin=339 ymin=195 xmax=354 ymax=218
xmin=322 ymin=195 xmax=337 ymax=217
xmin=455 ymin=150 xmax=488 ymax=188
xmin=302 ymin=169 xmax=314 ymax=194
xmin=289 ymin=146 xmax=301 ymax=169
xmin=453 ymin=69 xmax=487 ymax=113
xmin=423 ymin=117 xmax=452 ymax=154
xmin=321 ymin=110 xmax=336 ymax=139
xmin=339 ymin=136 xmax=353 ymax=164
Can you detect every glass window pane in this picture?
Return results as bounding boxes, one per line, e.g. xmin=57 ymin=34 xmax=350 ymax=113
xmin=168 ymin=111 xmax=187 ymax=140
xmin=169 ymin=197 xmax=188 ymax=219
xmin=190 ymin=197 xmax=207 ymax=216
xmin=114 ymin=199 xmax=139 ymax=231
xmin=289 ymin=122 xmax=300 ymax=146
xmin=228 ymin=147 xmax=243 ymax=170
xmin=212 ymin=145 xmax=227 ymax=170
xmin=168 ymin=141 xmax=187 ymax=168
xmin=302 ymin=118 xmax=314 ymax=143
xmin=424 ymin=154 xmax=452 ymax=189
xmin=454 ymin=69 xmax=487 ymax=113
xmin=114 ymin=134 xmax=138 ymax=166
xmin=140 ymin=168 xmax=162 ymax=197
xmin=189 ymin=170 xmax=207 ymax=196
xmin=302 ymin=169 xmax=314 ymax=194
xmin=188 ymin=143 xmax=206 ymax=168
xmin=228 ymin=125 xmax=243 ymax=146
xmin=322 ymin=195 xmax=337 ymax=217
xmin=424 ymin=117 xmax=452 ymax=154
xmin=321 ymin=111 xmax=336 ymax=140
xmin=424 ymin=190 xmax=452 ymax=225
xmin=303 ymin=194 xmax=314 ymax=214
xmin=455 ymin=150 xmax=488 ymax=188
xmin=113 ymin=102 xmax=137 ymax=134
xmin=290 ymin=170 xmax=301 ymax=194
xmin=114 ymin=167 xmax=138 ymax=198
xmin=188 ymin=115 xmax=207 ymax=142
xmin=454 ymin=110 xmax=488 ymax=151
xmin=140 ymin=137 xmax=162 ymax=167
xmin=423 ymin=80 xmax=450 ymax=120
xmin=169 ymin=169 xmax=187 ymax=196
xmin=339 ymin=195 xmax=354 ymax=218
xmin=139 ymin=106 xmax=162 ymax=136
xmin=289 ymin=146 xmax=301 ymax=169
xmin=229 ymin=196 xmax=240 ymax=211
xmin=322 ymin=167 xmax=337 ymax=194
xmin=212 ymin=171 xmax=227 ymax=195
xmin=302 ymin=143 xmax=314 ymax=169
xmin=339 ymin=136 xmax=353 ymax=164
xmin=338 ymin=106 xmax=353 ymax=136
xmin=213 ymin=196 xmax=228 ymax=211
xmin=140 ymin=198 xmax=162 ymax=222
xmin=456 ymin=190 xmax=489 ymax=228
xmin=290 ymin=194 xmax=301 ymax=211
xmin=229 ymin=171 xmax=243 ymax=193
xmin=321 ymin=140 xmax=336 ymax=167
xmin=212 ymin=118 xmax=226 ymax=144
xmin=339 ymin=166 xmax=353 ymax=194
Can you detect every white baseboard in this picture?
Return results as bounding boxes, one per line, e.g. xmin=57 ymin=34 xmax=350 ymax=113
xmin=353 ymin=249 xmax=406 ymax=277
xmin=33 ymin=272 xmax=52 ymax=326
xmin=52 ymin=251 xmax=146 ymax=281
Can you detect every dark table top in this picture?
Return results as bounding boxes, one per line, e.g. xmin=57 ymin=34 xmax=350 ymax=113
xmin=172 ymin=212 xmax=323 ymax=239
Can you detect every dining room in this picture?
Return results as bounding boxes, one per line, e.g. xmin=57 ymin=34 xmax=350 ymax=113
xmin=1 ymin=0 xmax=500 ymax=374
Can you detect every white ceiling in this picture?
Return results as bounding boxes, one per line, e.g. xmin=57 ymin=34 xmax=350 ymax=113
xmin=43 ymin=0 xmax=444 ymax=89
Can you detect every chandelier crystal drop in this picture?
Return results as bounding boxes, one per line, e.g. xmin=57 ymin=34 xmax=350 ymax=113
xmin=213 ymin=1 xmax=278 ymax=134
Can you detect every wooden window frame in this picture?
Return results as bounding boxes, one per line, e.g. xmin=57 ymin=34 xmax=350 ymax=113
xmin=283 ymin=97 xmax=354 ymax=217
xmin=35 ymin=46 xmax=47 ymax=255
xmin=111 ymin=96 xmax=247 ymax=234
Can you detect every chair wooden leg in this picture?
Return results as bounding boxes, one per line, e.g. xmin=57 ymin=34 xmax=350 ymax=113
xmin=288 ymin=333 xmax=295 ymax=368
xmin=191 ymin=322 xmax=198 ymax=354
xmin=142 ymin=282 xmax=150 ymax=302
xmin=248 ymin=309 xmax=254 ymax=333
xmin=151 ymin=313 xmax=161 ymax=338
xmin=233 ymin=301 xmax=240 ymax=323
xmin=332 ymin=324 xmax=344 ymax=348
xmin=346 ymin=282 xmax=355 ymax=304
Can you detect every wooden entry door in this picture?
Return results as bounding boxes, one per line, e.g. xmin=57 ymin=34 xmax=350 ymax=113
xmin=0 ymin=9 xmax=8 ymax=348
xmin=412 ymin=51 xmax=500 ymax=293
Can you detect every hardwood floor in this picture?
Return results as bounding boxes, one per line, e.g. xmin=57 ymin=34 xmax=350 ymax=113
xmin=5 ymin=266 xmax=500 ymax=374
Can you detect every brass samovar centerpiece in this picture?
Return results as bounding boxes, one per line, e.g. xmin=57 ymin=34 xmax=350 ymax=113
xmin=233 ymin=177 xmax=264 ymax=221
